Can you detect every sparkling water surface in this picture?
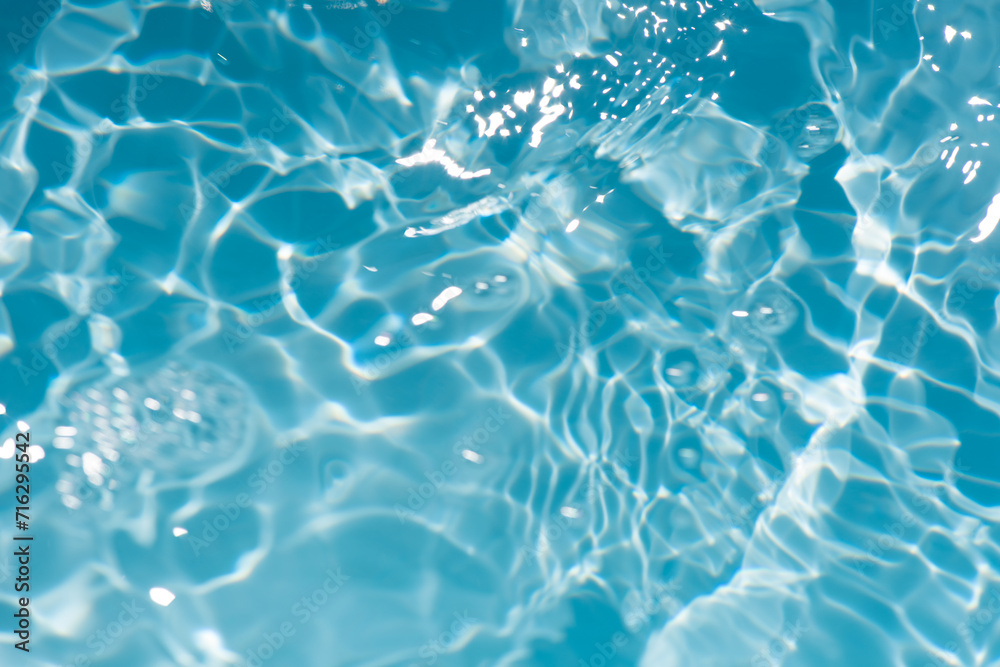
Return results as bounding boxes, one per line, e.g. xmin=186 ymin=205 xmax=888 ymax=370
xmin=2 ymin=0 xmax=1000 ymax=665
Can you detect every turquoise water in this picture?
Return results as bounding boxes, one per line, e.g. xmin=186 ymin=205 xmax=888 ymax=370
xmin=2 ymin=0 xmax=1000 ymax=665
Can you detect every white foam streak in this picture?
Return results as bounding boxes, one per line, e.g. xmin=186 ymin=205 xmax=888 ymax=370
xmin=970 ymin=193 xmax=1000 ymax=243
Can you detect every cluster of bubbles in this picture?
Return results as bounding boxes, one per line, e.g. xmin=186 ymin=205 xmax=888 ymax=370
xmin=52 ymin=361 xmax=249 ymax=513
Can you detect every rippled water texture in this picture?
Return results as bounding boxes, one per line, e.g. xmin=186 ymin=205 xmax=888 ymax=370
xmin=2 ymin=0 xmax=1000 ymax=665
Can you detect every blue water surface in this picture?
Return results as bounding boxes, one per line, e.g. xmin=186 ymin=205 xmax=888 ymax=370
xmin=2 ymin=0 xmax=1000 ymax=665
